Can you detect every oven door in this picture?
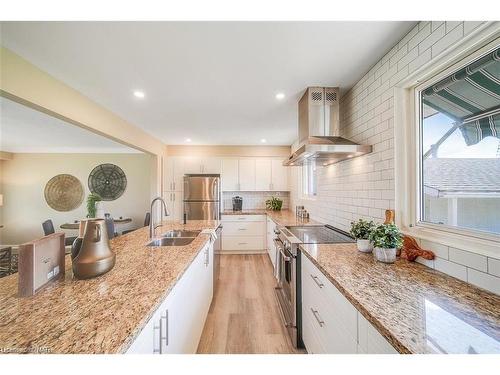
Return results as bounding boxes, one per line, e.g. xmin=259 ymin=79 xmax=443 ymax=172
xmin=274 ymin=239 xmax=297 ymax=346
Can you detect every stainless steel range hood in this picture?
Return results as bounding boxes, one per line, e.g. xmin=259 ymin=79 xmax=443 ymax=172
xmin=283 ymin=87 xmax=372 ymax=166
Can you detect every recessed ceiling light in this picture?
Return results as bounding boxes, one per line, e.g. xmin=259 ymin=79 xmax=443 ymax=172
xmin=275 ymin=92 xmax=285 ymax=100
xmin=133 ymin=90 xmax=145 ymax=99
xmin=261 ymin=139 xmax=267 ymax=143
xmin=185 ymin=138 xmax=192 ymax=143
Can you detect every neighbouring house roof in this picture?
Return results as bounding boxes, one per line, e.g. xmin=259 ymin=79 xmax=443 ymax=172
xmin=423 ymin=158 xmax=500 ymax=197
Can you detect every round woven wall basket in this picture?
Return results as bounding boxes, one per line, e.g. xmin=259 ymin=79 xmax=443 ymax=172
xmin=88 ymin=163 xmax=127 ymax=201
xmin=44 ymin=174 xmax=84 ymax=212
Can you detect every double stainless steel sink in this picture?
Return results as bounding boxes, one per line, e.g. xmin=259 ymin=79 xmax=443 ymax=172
xmin=147 ymin=230 xmax=201 ymax=247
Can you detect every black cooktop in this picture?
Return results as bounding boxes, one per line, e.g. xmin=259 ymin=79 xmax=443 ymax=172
xmin=286 ymin=225 xmax=354 ymax=244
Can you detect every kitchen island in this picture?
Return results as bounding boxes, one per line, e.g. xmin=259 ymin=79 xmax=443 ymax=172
xmin=300 ymin=243 xmax=500 ymax=354
xmin=0 ymin=220 xmax=219 ymax=354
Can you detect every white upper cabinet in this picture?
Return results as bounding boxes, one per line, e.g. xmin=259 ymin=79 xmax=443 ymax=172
xmin=164 ymin=157 xmax=185 ymax=192
xmin=221 ymin=158 xmax=239 ymax=191
xmin=238 ymin=158 xmax=256 ymax=191
xmin=183 ymin=157 xmax=203 ymax=174
xmin=220 ymin=157 xmax=289 ymax=192
xmin=255 ymin=158 xmax=272 ymax=191
xmin=183 ymin=157 xmax=221 ymax=174
xmin=203 ymin=157 xmax=222 ymax=174
xmin=271 ymin=159 xmax=288 ymax=191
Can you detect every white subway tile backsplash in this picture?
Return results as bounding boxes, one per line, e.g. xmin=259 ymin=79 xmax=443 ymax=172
xmin=289 ymin=22 xmax=497 ymax=295
xmin=449 ymin=247 xmax=488 ymax=272
xmin=487 ymin=258 xmax=500 ymax=278
xmin=223 ymin=191 xmax=289 ymax=211
xmin=431 ymin=23 xmax=464 ymax=57
xmin=434 ymin=258 xmax=467 ymax=282
xmin=420 ymin=240 xmax=448 ymax=259
xmin=419 ymin=24 xmax=445 ymax=53
xmin=467 ymin=269 xmax=500 ymax=295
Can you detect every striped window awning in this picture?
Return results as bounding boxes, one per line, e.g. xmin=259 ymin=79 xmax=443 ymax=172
xmin=422 ymin=46 xmax=500 ymax=146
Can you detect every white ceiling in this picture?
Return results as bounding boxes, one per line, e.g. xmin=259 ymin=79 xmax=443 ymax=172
xmin=0 ymin=21 xmax=416 ymax=145
xmin=0 ymin=96 xmax=140 ymax=153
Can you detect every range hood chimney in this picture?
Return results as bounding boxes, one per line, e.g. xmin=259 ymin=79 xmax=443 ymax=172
xmin=283 ymin=87 xmax=372 ymax=166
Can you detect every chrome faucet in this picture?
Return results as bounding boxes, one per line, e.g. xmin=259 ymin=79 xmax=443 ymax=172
xmin=149 ymin=197 xmax=170 ymax=239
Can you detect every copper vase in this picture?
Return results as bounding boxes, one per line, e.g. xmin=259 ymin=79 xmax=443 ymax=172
xmin=72 ymin=219 xmax=116 ymax=279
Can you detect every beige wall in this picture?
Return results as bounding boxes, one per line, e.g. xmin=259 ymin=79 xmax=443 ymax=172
xmin=0 ymin=153 xmax=152 ymax=245
xmin=166 ymin=145 xmax=291 ymax=157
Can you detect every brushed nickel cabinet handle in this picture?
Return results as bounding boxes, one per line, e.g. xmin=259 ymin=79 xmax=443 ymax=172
xmin=153 ymin=322 xmax=161 ymax=353
xmin=310 ymin=274 xmax=324 ymax=288
xmin=163 ymin=310 xmax=169 ymax=347
xmin=173 ymin=182 xmax=176 ymax=190
xmin=238 ymin=228 xmax=247 ymax=231
xmin=311 ymin=308 xmax=325 ymax=327
xmin=238 ymin=242 xmax=248 ymax=245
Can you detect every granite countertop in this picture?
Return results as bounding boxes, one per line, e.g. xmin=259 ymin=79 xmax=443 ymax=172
xmin=0 ymin=220 xmax=219 ymax=354
xmin=300 ymin=243 xmax=500 ymax=354
xmin=222 ymin=209 xmax=321 ymax=227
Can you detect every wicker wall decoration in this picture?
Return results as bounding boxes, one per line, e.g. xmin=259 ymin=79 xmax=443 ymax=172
xmin=88 ymin=163 xmax=127 ymax=201
xmin=44 ymin=174 xmax=84 ymax=212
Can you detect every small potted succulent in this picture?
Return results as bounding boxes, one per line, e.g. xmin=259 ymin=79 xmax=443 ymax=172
xmin=368 ymin=223 xmax=404 ymax=263
xmin=350 ymin=219 xmax=375 ymax=253
xmin=265 ymin=196 xmax=283 ymax=211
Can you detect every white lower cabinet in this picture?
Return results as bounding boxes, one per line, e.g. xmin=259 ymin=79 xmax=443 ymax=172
xmin=301 ymin=253 xmax=398 ymax=354
xmin=126 ymin=242 xmax=214 ymax=354
xmin=221 ymin=215 xmax=265 ymax=253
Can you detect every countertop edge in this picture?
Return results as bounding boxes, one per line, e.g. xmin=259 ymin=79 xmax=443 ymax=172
xmin=116 ymin=235 xmax=211 ymax=353
xmin=299 ymin=247 xmax=411 ymax=354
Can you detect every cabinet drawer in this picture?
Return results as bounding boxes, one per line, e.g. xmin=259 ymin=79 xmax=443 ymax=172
xmin=222 ymin=214 xmax=265 ymax=222
xmin=301 ymin=254 xmax=358 ymax=354
xmin=222 ymin=236 xmax=265 ymax=251
xmin=302 ymin=254 xmax=358 ymax=340
xmin=223 ymin=221 xmax=265 ymax=236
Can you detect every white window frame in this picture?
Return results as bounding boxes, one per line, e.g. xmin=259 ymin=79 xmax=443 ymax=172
xmin=300 ymin=162 xmax=317 ymax=200
xmin=394 ymin=22 xmax=500 ymax=258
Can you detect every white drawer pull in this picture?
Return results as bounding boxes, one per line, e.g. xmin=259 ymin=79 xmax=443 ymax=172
xmin=311 ymin=308 xmax=325 ymax=327
xmin=238 ymin=228 xmax=247 ymax=231
xmin=238 ymin=242 xmax=248 ymax=245
xmin=310 ymin=274 xmax=324 ymax=288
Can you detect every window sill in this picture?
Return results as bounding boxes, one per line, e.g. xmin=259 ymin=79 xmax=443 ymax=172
xmin=401 ymin=224 xmax=500 ymax=260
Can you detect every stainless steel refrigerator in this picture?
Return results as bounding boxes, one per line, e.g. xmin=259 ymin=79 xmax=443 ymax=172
xmin=183 ymin=174 xmax=221 ymax=220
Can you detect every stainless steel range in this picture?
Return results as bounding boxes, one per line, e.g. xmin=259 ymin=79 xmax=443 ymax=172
xmin=274 ymin=225 xmax=354 ymax=348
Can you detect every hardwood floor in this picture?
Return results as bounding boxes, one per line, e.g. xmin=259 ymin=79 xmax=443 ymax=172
xmin=197 ymin=254 xmax=298 ymax=354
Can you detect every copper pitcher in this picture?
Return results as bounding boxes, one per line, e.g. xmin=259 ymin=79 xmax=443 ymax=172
xmin=72 ymin=219 xmax=116 ymax=279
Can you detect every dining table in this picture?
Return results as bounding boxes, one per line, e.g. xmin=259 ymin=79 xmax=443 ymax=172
xmin=60 ymin=217 xmax=132 ymax=230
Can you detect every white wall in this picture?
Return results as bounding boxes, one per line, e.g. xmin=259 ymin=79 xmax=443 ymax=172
xmin=0 ymin=153 xmax=152 ymax=245
xmin=290 ymin=21 xmax=500 ymax=296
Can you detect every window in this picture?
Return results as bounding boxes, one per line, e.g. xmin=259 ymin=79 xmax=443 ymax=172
xmin=418 ymin=46 xmax=500 ymax=236
xmin=301 ymin=162 xmax=317 ymax=198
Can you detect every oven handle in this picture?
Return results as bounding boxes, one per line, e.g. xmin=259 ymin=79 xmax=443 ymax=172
xmin=274 ymin=239 xmax=291 ymax=262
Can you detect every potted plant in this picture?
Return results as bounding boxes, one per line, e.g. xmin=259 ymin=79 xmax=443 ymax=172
xmin=350 ymin=219 xmax=375 ymax=252
xmin=265 ymin=196 xmax=283 ymax=211
xmin=368 ymin=223 xmax=404 ymax=263
xmin=86 ymin=193 xmax=102 ymax=218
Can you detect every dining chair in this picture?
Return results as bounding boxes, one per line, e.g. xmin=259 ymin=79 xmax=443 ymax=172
xmin=42 ymin=219 xmax=77 ymax=246
xmin=0 ymin=247 xmax=13 ymax=278
xmin=122 ymin=212 xmax=151 ymax=235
